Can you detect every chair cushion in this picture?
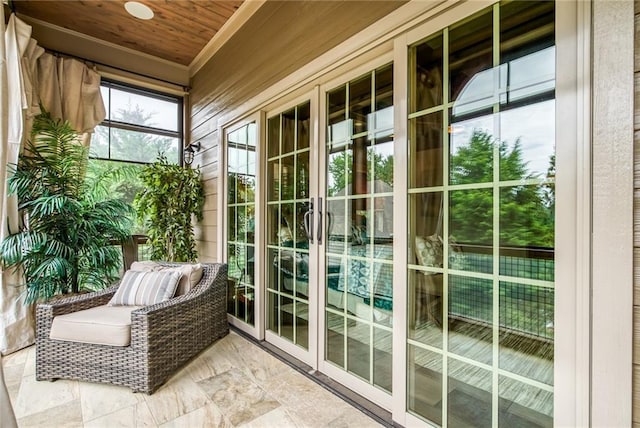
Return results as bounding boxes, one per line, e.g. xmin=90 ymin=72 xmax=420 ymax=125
xmin=130 ymin=261 xmax=204 ymax=296
xmin=50 ymin=305 xmax=142 ymax=346
xmin=108 ymin=270 xmax=181 ymax=306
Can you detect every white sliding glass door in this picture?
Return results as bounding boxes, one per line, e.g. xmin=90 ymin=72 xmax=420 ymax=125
xmin=405 ymin=2 xmax=555 ymax=426
xmin=319 ymin=63 xmax=396 ymax=407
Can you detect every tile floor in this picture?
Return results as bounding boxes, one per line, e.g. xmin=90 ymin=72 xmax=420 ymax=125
xmin=2 ymin=331 xmax=382 ymax=428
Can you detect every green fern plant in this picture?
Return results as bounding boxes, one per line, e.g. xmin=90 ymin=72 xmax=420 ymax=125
xmin=134 ymin=155 xmax=204 ymax=262
xmin=0 ymin=111 xmax=134 ymax=303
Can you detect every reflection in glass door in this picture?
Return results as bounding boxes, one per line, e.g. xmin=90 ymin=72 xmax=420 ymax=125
xmin=407 ymin=2 xmax=555 ymax=426
xmin=227 ymin=122 xmax=257 ymax=326
xmin=324 ymin=64 xmax=394 ymax=394
xmin=266 ymin=102 xmax=311 ymax=352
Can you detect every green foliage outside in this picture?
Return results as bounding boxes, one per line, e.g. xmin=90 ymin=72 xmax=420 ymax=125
xmin=449 ymin=129 xmax=554 ymax=248
xmin=93 ymin=103 xmax=179 ymax=164
xmin=134 ymin=156 xmax=204 ymax=262
xmin=0 ymin=112 xmax=134 ymax=303
xmin=328 ymin=148 xmax=393 ymax=196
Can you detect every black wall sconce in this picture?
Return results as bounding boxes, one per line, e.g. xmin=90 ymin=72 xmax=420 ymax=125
xmin=183 ymin=141 xmax=201 ymax=166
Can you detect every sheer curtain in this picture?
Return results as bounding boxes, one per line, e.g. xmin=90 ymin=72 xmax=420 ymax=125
xmin=1 ymin=13 xmax=105 ymax=355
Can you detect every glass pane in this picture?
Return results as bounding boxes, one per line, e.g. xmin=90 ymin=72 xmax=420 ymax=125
xmin=499 ymin=281 xmax=554 ymax=384
xmin=408 ymin=346 xmax=442 ymax=425
xmin=326 ymin=256 xmax=344 ymax=311
xmin=236 ymin=205 xmax=246 ymax=237
xmin=373 ymin=262 xmax=393 ymax=328
xmin=281 ymin=155 xmax=295 ymax=201
xmin=410 ymin=192 xmax=443 ymax=270
xmin=326 ymin=311 xmax=345 ymax=367
xmin=296 ymin=301 xmax=309 ymax=349
xmin=375 ymin=64 xmax=393 ymax=111
xmin=109 ymin=128 xmax=178 ymax=164
xmin=347 ymin=319 xmax=370 ymax=381
xmin=499 ymin=376 xmax=553 ymax=427
xmin=448 ymin=276 xmax=493 ymax=365
xmin=348 ymin=198 xmax=369 ymax=256
xmin=244 ymin=285 xmax=255 ymax=325
xmin=328 ymin=86 xmax=347 ymax=127
xmin=279 ymin=249 xmax=295 ymax=296
xmin=268 ymin=116 xmax=280 ymax=158
xmin=500 ymin=102 xmax=555 ymax=181
xmin=449 ymin=189 xmax=493 ymax=273
xmin=296 ymin=151 xmax=309 ymax=199
xmin=267 ymin=159 xmax=279 ymax=202
xmin=227 ymin=207 xmax=236 ymax=242
xmin=91 ymin=125 xmax=110 ymax=158
xmin=280 ymin=295 xmax=294 ymax=342
xmin=449 ymin=11 xmax=493 ymax=103
xmin=371 ymin=137 xmax=394 ymax=190
xmin=282 ymin=108 xmax=296 ymax=154
xmin=500 ymin=0 xmax=555 ymax=106
xmin=373 ymin=196 xmax=393 ymax=247
xmin=244 ymin=244 xmax=255 ymax=284
xmin=267 ymin=249 xmax=278 ymax=290
xmin=373 ymin=327 xmax=392 ymax=392
xmin=448 ymin=359 xmax=492 ymax=427
xmin=500 ymin=185 xmax=554 ymax=281
xmin=343 ymin=258 xmax=371 ymax=318
xmin=268 ymin=291 xmax=278 ymax=333
xmin=328 ymin=147 xmax=348 ymax=197
xmin=280 ymin=203 xmax=294 ymax=245
xmin=408 ymin=269 xmax=443 ymax=348
xmin=350 ymin=74 xmax=372 ymax=135
xmin=326 ymin=200 xmax=347 ymax=255
xmin=409 ymin=112 xmax=443 ymax=189
xmin=411 ymin=34 xmax=443 ymax=112
xmin=351 ymin=137 xmax=370 ymax=195
xmin=109 ymin=87 xmax=179 ymax=132
xmin=294 ymin=202 xmax=310 ymax=248
xmin=100 ymin=87 xmax=110 ymax=120
xmin=297 ymin=102 xmax=311 ymax=150
xmin=449 ymin=112 xmax=494 ymax=185
xmin=295 ymin=271 xmax=309 ymax=299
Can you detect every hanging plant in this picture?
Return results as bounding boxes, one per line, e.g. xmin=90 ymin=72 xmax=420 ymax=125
xmin=134 ymin=155 xmax=204 ymax=262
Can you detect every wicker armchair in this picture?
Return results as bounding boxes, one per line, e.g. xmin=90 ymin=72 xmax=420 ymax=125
xmin=35 ymin=262 xmax=229 ymax=394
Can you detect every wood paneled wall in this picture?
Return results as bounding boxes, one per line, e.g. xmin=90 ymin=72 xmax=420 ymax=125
xmin=189 ymin=1 xmax=406 ymax=262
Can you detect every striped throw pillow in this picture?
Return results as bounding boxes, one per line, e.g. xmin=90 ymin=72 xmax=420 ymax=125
xmin=108 ymin=270 xmax=182 ymax=306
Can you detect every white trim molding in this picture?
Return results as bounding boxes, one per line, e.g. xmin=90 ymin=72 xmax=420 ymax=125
xmin=591 ymin=0 xmax=634 ymax=426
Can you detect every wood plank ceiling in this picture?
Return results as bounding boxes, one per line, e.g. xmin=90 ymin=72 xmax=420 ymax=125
xmin=10 ymin=0 xmax=243 ymax=65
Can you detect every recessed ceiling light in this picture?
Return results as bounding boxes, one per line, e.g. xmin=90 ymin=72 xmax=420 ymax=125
xmin=124 ymin=1 xmax=154 ymax=20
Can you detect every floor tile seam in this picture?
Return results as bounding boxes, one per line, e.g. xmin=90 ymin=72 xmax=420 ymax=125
xmin=228 ymin=326 xmax=394 ymax=428
xmin=193 ymin=373 xmax=261 ymax=428
xmin=156 ymin=400 xmax=230 ymax=428
xmin=80 ymin=399 xmax=147 ymax=426
xmin=13 ymin=374 xmax=78 ymax=420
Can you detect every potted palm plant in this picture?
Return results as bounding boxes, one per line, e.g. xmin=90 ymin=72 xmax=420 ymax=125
xmin=0 ymin=111 xmax=134 ymax=303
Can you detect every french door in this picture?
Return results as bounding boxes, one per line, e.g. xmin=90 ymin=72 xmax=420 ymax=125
xmin=264 ymin=98 xmax=318 ymax=364
xmin=229 ymin=1 xmax=570 ymax=425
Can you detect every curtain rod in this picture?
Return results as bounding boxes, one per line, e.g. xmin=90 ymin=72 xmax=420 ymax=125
xmin=42 ymin=47 xmax=190 ymax=94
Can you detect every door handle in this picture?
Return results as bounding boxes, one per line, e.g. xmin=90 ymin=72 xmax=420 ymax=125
xmin=318 ymin=197 xmax=323 ymax=245
xmin=303 ymin=198 xmax=314 ymax=244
